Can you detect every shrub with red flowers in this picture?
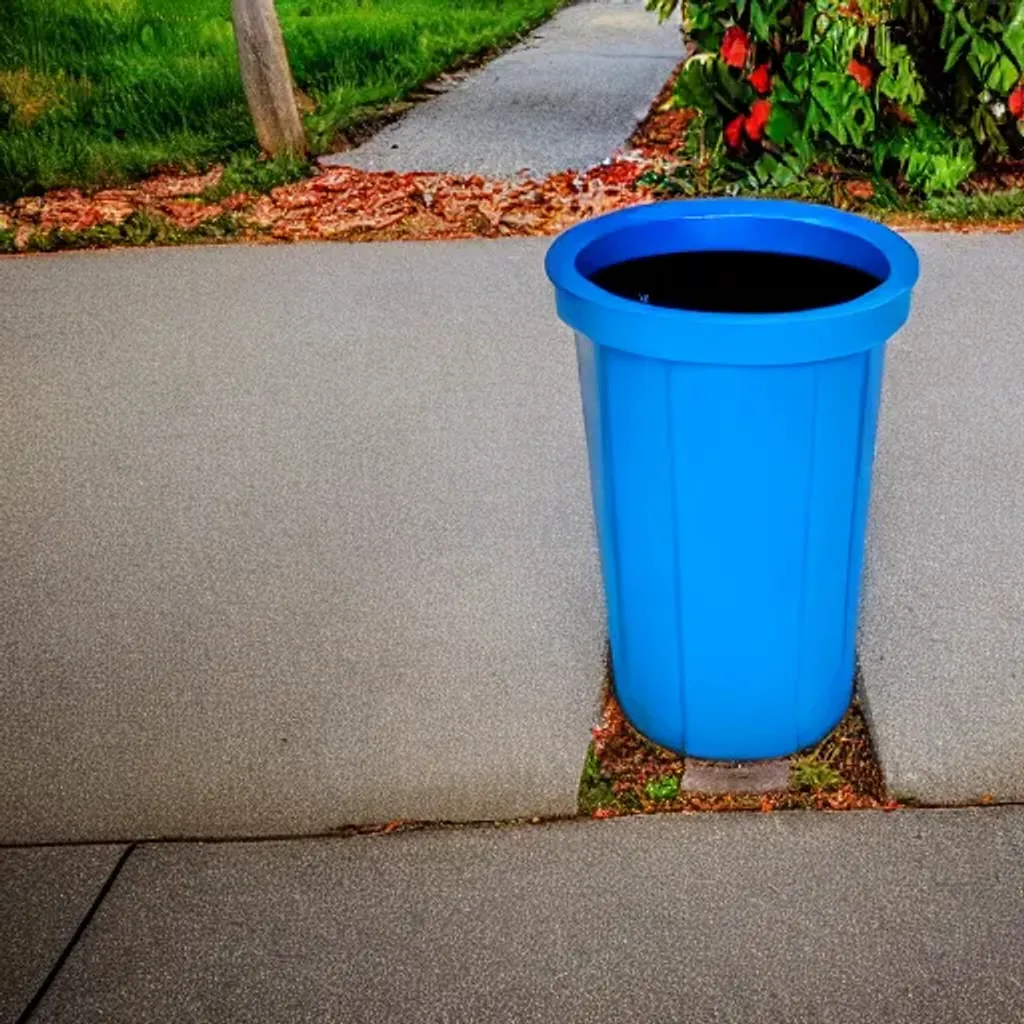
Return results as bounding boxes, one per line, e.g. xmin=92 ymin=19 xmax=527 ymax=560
xmin=647 ymin=0 xmax=1024 ymax=193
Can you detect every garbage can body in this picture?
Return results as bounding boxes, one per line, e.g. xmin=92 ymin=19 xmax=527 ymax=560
xmin=547 ymin=199 xmax=918 ymax=760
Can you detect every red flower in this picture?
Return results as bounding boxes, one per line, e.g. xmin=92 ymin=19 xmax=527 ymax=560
xmin=1009 ymin=84 xmax=1024 ymax=119
xmin=847 ymin=59 xmax=873 ymax=90
xmin=749 ymin=63 xmax=772 ymax=95
xmin=721 ymin=26 xmax=751 ymax=68
xmin=724 ymin=114 xmax=745 ymax=148
xmin=744 ymin=99 xmax=772 ymax=142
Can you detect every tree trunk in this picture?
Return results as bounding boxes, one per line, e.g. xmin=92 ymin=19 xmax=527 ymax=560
xmin=231 ymin=0 xmax=306 ymax=157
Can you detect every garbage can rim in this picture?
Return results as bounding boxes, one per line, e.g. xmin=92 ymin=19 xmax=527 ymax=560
xmin=545 ymin=198 xmax=919 ymax=365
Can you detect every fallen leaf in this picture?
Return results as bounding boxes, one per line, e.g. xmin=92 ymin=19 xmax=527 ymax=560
xmin=845 ymin=179 xmax=875 ymax=200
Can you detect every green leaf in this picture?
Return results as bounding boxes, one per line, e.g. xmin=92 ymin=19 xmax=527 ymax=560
xmin=968 ymin=36 xmax=998 ymax=78
xmin=786 ymin=131 xmax=814 ymax=167
xmin=674 ymin=55 xmax=721 ymax=111
xmin=875 ymin=22 xmax=892 ymax=66
xmin=810 ymin=71 xmax=845 ymax=118
xmin=943 ymin=31 xmax=971 ymax=71
xmin=801 ymin=2 xmax=817 ymax=41
xmin=754 ymin=152 xmax=780 ymax=179
xmin=766 ymin=103 xmax=801 ymax=143
xmin=645 ymin=0 xmax=681 ymax=22
xmin=969 ymin=106 xmax=988 ymax=145
xmin=755 ymin=152 xmax=799 ymax=186
xmin=783 ymin=51 xmax=810 ymax=91
xmin=846 ymin=96 xmax=876 ymax=147
xmin=876 ymin=48 xmax=925 ymax=107
xmin=987 ymin=55 xmax=1020 ymax=93
xmin=749 ymin=0 xmax=770 ymax=40
xmin=1007 ymin=24 xmax=1024 ymax=65
xmin=714 ymin=59 xmax=750 ymax=105
xmin=975 ymin=105 xmax=1008 ymax=152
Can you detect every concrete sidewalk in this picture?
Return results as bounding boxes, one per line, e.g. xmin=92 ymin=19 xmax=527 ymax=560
xmin=2 ymin=232 xmax=1024 ymax=846
xmin=0 ymin=241 xmax=604 ymax=844
xmin=6 ymin=809 xmax=1024 ymax=1023
xmin=324 ymin=0 xmax=682 ymax=177
xmin=860 ymin=233 xmax=1024 ymax=803
xmin=0 ymin=844 xmax=126 ymax=1023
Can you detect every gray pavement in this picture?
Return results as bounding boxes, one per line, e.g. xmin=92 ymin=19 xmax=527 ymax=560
xmin=23 ymin=808 xmax=1024 ymax=1023
xmin=0 ymin=241 xmax=604 ymax=844
xmin=324 ymin=0 xmax=682 ymax=178
xmin=3 ymin=231 xmax=1024 ymax=846
xmin=0 ymin=844 xmax=126 ymax=1023
xmin=860 ymin=232 xmax=1024 ymax=803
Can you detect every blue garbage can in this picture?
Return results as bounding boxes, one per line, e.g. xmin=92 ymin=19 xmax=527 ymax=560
xmin=546 ymin=198 xmax=918 ymax=760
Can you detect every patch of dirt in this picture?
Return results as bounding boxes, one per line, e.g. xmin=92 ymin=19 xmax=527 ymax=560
xmin=627 ymin=61 xmax=692 ymax=159
xmin=581 ymin=676 xmax=894 ymax=818
xmin=964 ymin=160 xmax=1024 ymax=193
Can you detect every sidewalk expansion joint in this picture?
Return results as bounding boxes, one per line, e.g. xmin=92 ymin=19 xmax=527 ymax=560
xmin=15 ymin=844 xmax=137 ymax=1024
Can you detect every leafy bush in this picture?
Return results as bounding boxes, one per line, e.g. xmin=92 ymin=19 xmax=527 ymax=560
xmin=648 ymin=0 xmax=1024 ymax=193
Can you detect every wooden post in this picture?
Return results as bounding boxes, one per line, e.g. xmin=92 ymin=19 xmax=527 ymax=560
xmin=231 ymin=0 xmax=307 ymax=157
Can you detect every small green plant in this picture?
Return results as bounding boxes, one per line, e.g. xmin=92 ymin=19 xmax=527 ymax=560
xmin=202 ymin=150 xmax=311 ymax=201
xmin=644 ymin=773 xmax=681 ymax=802
xmin=791 ymin=757 xmax=844 ymax=792
xmin=579 ymin=744 xmax=618 ymax=815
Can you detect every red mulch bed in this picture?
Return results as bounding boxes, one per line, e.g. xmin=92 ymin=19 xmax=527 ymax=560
xmin=0 ymin=158 xmax=662 ymax=251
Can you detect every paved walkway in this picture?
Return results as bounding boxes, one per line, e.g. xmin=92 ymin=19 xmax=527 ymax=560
xmin=860 ymin=233 xmax=1024 ymax=803
xmin=5 ymin=808 xmax=1024 ymax=1023
xmin=0 ymin=242 xmax=604 ymax=845
xmin=3 ymin=233 xmax=1024 ymax=846
xmin=323 ymin=0 xmax=682 ymax=178
xmin=1 ymin=844 xmax=124 ymax=1023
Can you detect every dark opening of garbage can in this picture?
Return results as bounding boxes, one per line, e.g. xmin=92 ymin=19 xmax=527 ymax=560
xmin=587 ymin=250 xmax=883 ymax=314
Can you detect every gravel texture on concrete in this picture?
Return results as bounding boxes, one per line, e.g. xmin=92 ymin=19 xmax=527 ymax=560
xmin=0 ymin=844 xmax=127 ymax=1023
xmin=323 ymin=0 xmax=682 ymax=178
xmin=0 ymin=241 xmax=604 ymax=844
xmin=859 ymin=231 xmax=1024 ymax=803
xmin=29 ymin=809 xmax=1024 ymax=1023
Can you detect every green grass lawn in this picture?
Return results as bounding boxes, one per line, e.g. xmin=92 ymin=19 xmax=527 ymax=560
xmin=0 ymin=0 xmax=562 ymax=200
